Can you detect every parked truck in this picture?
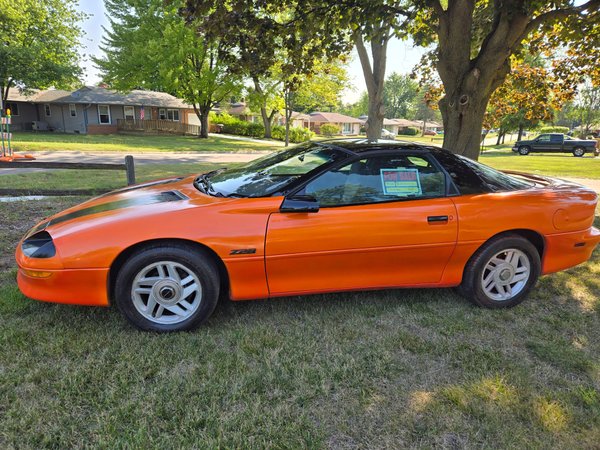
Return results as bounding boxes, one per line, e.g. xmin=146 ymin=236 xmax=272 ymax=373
xmin=512 ymin=133 xmax=598 ymax=157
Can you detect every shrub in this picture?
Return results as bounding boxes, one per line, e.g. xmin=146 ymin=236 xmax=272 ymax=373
xmin=213 ymin=113 xmax=313 ymax=143
xmin=398 ymin=126 xmax=419 ymax=136
xmin=320 ymin=123 xmax=340 ymax=137
xmin=272 ymin=125 xmax=314 ymax=143
xmin=539 ymin=126 xmax=570 ymax=134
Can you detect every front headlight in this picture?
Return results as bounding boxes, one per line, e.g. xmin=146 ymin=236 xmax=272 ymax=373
xmin=22 ymin=231 xmax=56 ymax=258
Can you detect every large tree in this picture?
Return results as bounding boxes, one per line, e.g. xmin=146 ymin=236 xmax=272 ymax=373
xmin=383 ymin=72 xmax=418 ymax=119
xmin=0 ymin=0 xmax=85 ymax=107
xmin=95 ymin=0 xmax=240 ymax=138
xmin=407 ymin=0 xmax=600 ymax=158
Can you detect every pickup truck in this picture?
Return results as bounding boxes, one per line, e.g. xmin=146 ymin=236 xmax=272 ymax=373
xmin=512 ymin=133 xmax=598 ymax=157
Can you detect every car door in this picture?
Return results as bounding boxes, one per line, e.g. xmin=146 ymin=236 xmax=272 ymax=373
xmin=264 ymin=153 xmax=458 ymax=296
xmin=533 ymin=134 xmax=552 ymax=152
xmin=549 ymin=134 xmax=564 ymax=152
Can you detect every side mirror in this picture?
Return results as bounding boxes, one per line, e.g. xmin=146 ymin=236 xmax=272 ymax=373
xmin=280 ymin=195 xmax=320 ymax=213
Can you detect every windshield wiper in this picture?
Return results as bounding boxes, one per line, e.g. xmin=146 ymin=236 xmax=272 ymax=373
xmin=194 ymin=168 xmax=227 ymax=196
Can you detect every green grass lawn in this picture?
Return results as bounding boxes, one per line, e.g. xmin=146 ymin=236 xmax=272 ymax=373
xmin=0 ymin=163 xmax=224 ymax=193
xmin=481 ymin=150 xmax=600 ymax=179
xmin=11 ymin=132 xmax=281 ymax=153
xmin=1 ymin=197 xmax=599 ymax=447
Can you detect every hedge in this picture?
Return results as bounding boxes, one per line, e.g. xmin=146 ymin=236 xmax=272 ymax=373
xmin=398 ymin=126 xmax=419 ymax=136
xmin=212 ymin=112 xmax=314 ymax=143
xmin=538 ymin=126 xmax=570 ymax=134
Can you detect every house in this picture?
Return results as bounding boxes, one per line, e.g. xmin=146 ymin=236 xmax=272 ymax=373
xmin=226 ymin=102 xmax=260 ymax=123
xmin=5 ymin=86 xmax=195 ymax=134
xmin=309 ymin=112 xmax=362 ymax=135
xmin=384 ymin=118 xmax=423 ymax=135
xmin=278 ymin=112 xmax=311 ymax=129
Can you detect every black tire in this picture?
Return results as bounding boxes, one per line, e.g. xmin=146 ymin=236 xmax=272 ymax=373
xmin=114 ymin=243 xmax=220 ymax=332
xmin=572 ymin=147 xmax=585 ymax=157
xmin=456 ymin=234 xmax=541 ymax=308
xmin=518 ymin=146 xmax=530 ymax=155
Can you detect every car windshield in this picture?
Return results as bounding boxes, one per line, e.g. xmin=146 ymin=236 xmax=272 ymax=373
xmin=456 ymin=155 xmax=534 ymax=191
xmin=198 ymin=142 xmax=348 ymax=197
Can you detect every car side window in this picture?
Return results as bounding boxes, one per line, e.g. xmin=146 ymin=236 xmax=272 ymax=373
xmin=537 ymin=135 xmax=551 ymax=142
xmin=303 ymin=155 xmax=445 ymax=207
xmin=550 ymin=134 xmax=563 ymax=143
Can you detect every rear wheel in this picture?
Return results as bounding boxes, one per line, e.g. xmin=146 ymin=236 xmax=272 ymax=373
xmin=573 ymin=147 xmax=585 ymax=157
xmin=457 ymin=235 xmax=540 ymax=308
xmin=518 ymin=146 xmax=530 ymax=155
xmin=115 ymin=244 xmax=219 ymax=332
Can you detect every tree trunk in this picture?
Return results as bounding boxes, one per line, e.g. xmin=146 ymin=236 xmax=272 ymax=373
xmin=355 ymin=28 xmax=388 ymax=141
xmin=198 ymin=105 xmax=211 ymax=139
xmin=501 ymin=133 xmax=506 ymax=144
xmin=496 ymin=130 xmax=503 ymax=146
xmin=440 ymin=93 xmax=490 ymax=160
xmin=253 ymin=77 xmax=273 ymax=139
xmin=284 ymin=90 xmax=292 ymax=147
xmin=261 ymin=106 xmax=272 ymax=138
xmin=517 ymin=123 xmax=524 ymax=142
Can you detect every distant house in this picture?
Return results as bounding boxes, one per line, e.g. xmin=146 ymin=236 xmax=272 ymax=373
xmin=278 ymin=112 xmax=311 ymax=129
xmin=384 ymin=118 xmax=423 ymax=135
xmin=226 ymin=102 xmax=260 ymax=123
xmin=5 ymin=86 xmax=195 ymax=134
xmin=425 ymin=120 xmax=443 ymax=133
xmin=309 ymin=112 xmax=362 ymax=135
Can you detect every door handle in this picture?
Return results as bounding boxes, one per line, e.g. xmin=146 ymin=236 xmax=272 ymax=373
xmin=427 ymin=215 xmax=448 ymax=223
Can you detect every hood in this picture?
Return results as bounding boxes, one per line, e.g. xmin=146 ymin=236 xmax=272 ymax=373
xmin=26 ymin=175 xmax=222 ymax=239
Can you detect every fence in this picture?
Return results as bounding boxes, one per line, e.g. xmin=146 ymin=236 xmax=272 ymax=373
xmin=0 ymin=155 xmax=136 ymax=196
xmin=117 ymin=119 xmax=200 ymax=136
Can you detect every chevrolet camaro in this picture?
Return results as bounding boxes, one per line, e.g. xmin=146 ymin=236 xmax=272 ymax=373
xmin=15 ymin=140 xmax=600 ymax=331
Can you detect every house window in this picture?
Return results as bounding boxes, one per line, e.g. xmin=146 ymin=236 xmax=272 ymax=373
xmin=69 ymin=104 xmax=77 ymax=117
xmin=159 ymin=108 xmax=166 ymax=120
xmin=167 ymin=109 xmax=180 ymax=121
xmin=44 ymin=104 xmax=51 ymax=117
xmin=5 ymin=102 xmax=19 ymax=116
xmin=342 ymin=123 xmax=353 ymax=134
xmin=124 ymin=106 xmax=135 ymax=120
xmin=98 ymin=105 xmax=111 ymax=124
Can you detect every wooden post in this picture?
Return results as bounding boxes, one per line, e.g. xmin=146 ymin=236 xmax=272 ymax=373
xmin=125 ymin=155 xmax=136 ymax=185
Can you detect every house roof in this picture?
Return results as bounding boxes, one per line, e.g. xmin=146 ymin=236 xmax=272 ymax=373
xmin=309 ymin=112 xmax=362 ymax=124
xmin=227 ymin=102 xmax=255 ymax=116
xmin=389 ymin=118 xmax=423 ymax=128
xmin=7 ymin=86 xmax=192 ymax=108
xmin=290 ymin=112 xmax=311 ymax=120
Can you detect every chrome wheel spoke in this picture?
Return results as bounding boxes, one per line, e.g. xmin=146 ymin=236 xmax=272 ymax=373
xmin=181 ymin=284 xmax=198 ymax=300
xmin=146 ymin=294 xmax=158 ymax=315
xmin=512 ymin=272 xmax=528 ymax=283
xmin=164 ymin=303 xmax=187 ymax=317
xmin=166 ymin=263 xmax=180 ymax=281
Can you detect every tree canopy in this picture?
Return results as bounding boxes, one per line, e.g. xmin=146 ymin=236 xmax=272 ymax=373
xmin=0 ymin=0 xmax=85 ymax=105
xmin=95 ymin=0 xmax=241 ymax=137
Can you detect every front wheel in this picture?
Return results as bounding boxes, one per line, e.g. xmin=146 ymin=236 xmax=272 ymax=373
xmin=457 ymin=235 xmax=541 ymax=308
xmin=518 ymin=146 xmax=530 ymax=155
xmin=114 ymin=244 xmax=220 ymax=332
xmin=573 ymin=147 xmax=585 ymax=157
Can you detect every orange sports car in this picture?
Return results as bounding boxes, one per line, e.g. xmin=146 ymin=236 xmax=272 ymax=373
xmin=16 ymin=140 xmax=600 ymax=331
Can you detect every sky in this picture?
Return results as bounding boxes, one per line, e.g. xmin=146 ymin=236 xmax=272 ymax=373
xmin=75 ymin=1 xmax=426 ymax=105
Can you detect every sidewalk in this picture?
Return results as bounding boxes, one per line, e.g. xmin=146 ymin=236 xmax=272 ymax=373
xmin=0 ymin=150 xmax=269 ymax=175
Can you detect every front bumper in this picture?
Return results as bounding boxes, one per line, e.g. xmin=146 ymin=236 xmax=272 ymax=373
xmin=17 ymin=267 xmax=110 ymax=306
xmin=511 ymin=146 xmax=518 ymax=152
